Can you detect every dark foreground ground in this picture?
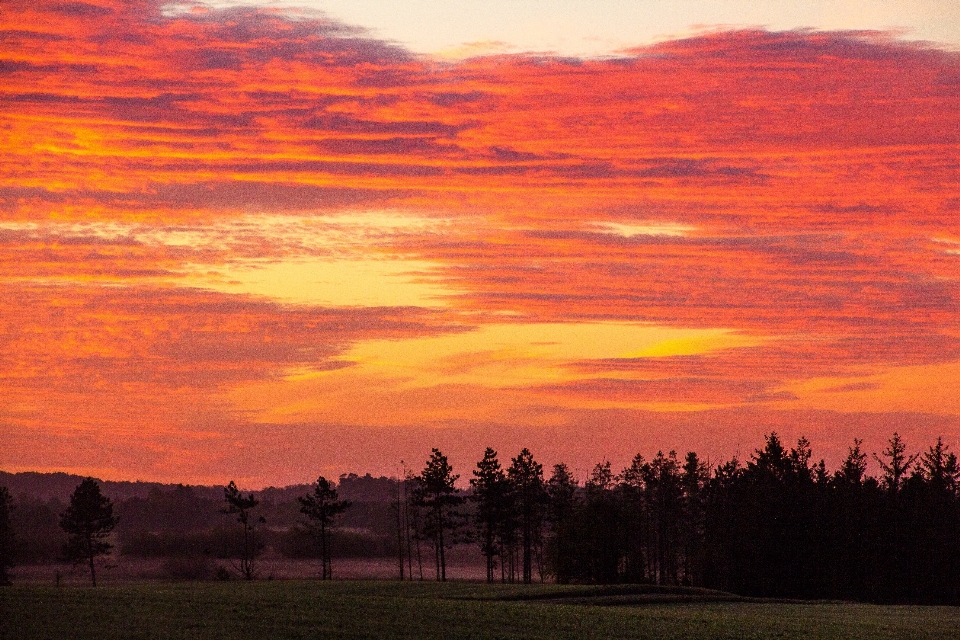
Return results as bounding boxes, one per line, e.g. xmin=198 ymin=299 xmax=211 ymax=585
xmin=2 ymin=580 xmax=959 ymax=640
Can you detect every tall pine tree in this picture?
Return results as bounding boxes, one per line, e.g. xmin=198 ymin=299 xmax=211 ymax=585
xmin=508 ymin=448 xmax=546 ymax=584
xmin=299 ymin=476 xmax=351 ymax=580
xmin=413 ymin=449 xmax=464 ymax=581
xmin=60 ymin=478 xmax=118 ymax=587
xmin=471 ymin=448 xmax=509 ymax=583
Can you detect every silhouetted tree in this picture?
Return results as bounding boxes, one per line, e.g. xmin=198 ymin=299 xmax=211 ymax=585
xmin=60 ymin=478 xmax=118 ymax=587
xmin=299 ymin=476 xmax=351 ymax=580
xmin=222 ymin=481 xmax=263 ymax=580
xmin=404 ymin=469 xmax=426 ymax=580
xmin=496 ymin=479 xmax=519 ymax=583
xmin=643 ymin=451 xmax=684 ymax=585
xmin=920 ymin=437 xmax=960 ymax=495
xmin=545 ymin=463 xmax=578 ymax=584
xmin=394 ymin=468 xmax=406 ymax=580
xmin=872 ymin=433 xmax=919 ymax=600
xmin=508 ymin=448 xmax=546 ymax=583
xmin=0 ymin=487 xmax=14 ymax=585
xmin=730 ymin=433 xmax=821 ymax=597
xmin=828 ymin=439 xmax=878 ymax=601
xmin=701 ymin=457 xmax=742 ymax=591
xmin=582 ymin=461 xmax=620 ymax=583
xmin=835 ymin=439 xmax=868 ymax=486
xmin=412 ymin=449 xmax=464 ymax=581
xmin=619 ymin=453 xmax=646 ymax=583
xmin=679 ymin=451 xmax=709 ymax=585
xmin=471 ymin=448 xmax=509 ymax=583
xmin=909 ymin=438 xmax=960 ymax=603
xmin=874 ymin=432 xmax=919 ymax=495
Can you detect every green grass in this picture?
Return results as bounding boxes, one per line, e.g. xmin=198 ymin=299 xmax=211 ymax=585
xmin=2 ymin=580 xmax=959 ymax=639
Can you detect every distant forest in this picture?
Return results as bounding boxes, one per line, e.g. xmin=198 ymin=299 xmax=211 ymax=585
xmin=2 ymin=431 xmax=960 ymax=604
xmin=0 ymin=471 xmax=401 ymax=571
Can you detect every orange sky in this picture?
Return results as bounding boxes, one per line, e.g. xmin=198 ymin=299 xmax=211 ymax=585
xmin=1 ymin=0 xmax=959 ymax=487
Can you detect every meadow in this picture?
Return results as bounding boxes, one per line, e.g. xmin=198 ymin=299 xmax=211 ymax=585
xmin=2 ymin=580 xmax=959 ymax=640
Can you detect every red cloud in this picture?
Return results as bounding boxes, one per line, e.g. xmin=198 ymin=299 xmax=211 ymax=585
xmin=1 ymin=1 xmax=959 ymax=483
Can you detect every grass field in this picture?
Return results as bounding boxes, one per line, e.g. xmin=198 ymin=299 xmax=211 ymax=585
xmin=2 ymin=580 xmax=959 ymax=640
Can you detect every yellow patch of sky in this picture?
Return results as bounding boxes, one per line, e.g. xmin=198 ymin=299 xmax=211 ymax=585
xmin=170 ymin=212 xmax=460 ymax=306
xmin=306 ymin=322 xmax=763 ymax=388
xmin=772 ymin=360 xmax=960 ymax=415
xmin=0 ymin=213 xmax=462 ymax=307
xmin=1 ymin=216 xmax=700 ymax=310
xmin=233 ymin=322 xmax=763 ymax=424
xmin=185 ymin=256 xmax=452 ymax=307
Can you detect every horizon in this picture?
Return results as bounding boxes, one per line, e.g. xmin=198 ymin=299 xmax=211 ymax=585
xmin=0 ymin=427 xmax=951 ymax=491
xmin=1 ymin=0 xmax=958 ymax=488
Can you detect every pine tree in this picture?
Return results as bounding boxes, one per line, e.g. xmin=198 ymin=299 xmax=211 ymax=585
xmin=835 ymin=439 xmax=868 ymax=486
xmin=471 ymin=448 xmax=508 ymax=583
xmin=60 ymin=478 xmax=118 ymax=587
xmin=413 ymin=449 xmax=464 ymax=581
xmin=508 ymin=448 xmax=546 ymax=584
xmin=620 ymin=453 xmax=648 ymax=583
xmin=874 ymin=432 xmax=919 ymax=495
xmin=545 ymin=463 xmax=578 ymax=584
xmin=299 ymin=476 xmax=351 ymax=580
xmin=920 ymin=437 xmax=960 ymax=495
xmin=644 ymin=451 xmax=684 ymax=585
xmin=680 ymin=451 xmax=709 ymax=586
xmin=583 ymin=461 xmax=619 ymax=583
xmin=829 ymin=439 xmax=877 ymax=601
xmin=222 ymin=481 xmax=263 ymax=580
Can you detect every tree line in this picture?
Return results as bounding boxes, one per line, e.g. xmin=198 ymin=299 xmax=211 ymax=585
xmin=392 ymin=434 xmax=960 ymax=604
xmin=2 ymin=432 xmax=960 ymax=604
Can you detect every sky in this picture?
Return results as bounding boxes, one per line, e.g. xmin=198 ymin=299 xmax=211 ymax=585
xmin=1 ymin=0 xmax=959 ymax=487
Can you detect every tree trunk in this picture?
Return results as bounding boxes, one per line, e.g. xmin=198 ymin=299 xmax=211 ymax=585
xmin=321 ymin=522 xmax=329 ymax=580
xmin=88 ymin=544 xmax=96 ymax=587
xmin=523 ymin=516 xmax=532 ymax=584
xmin=242 ymin=523 xmax=253 ymax=580
xmin=437 ymin=506 xmax=446 ymax=582
xmin=486 ymin=528 xmax=495 ymax=583
xmin=396 ymin=483 xmax=404 ymax=581
xmin=415 ymin=524 xmax=424 ymax=580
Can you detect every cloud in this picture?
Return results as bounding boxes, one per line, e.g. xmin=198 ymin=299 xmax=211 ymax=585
xmin=1 ymin=1 xmax=959 ymax=482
